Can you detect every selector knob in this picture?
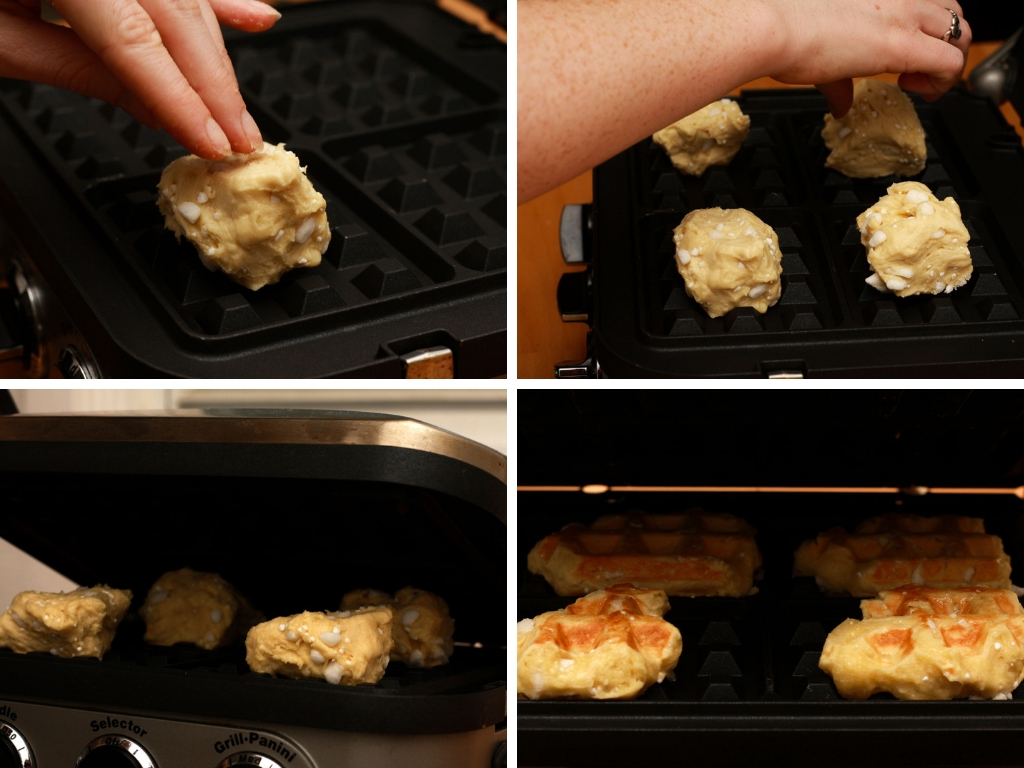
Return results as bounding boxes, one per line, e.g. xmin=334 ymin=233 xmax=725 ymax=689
xmin=77 ymin=736 xmax=156 ymax=768
xmin=0 ymin=722 xmax=33 ymax=768
xmin=216 ymin=754 xmax=284 ymax=768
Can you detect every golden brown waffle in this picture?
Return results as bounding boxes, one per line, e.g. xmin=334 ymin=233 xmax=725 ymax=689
xmin=517 ymin=585 xmax=682 ymax=700
xmin=528 ymin=510 xmax=762 ymax=597
xmin=793 ymin=514 xmax=1012 ymax=597
xmin=820 ymin=586 xmax=1024 ymax=700
xmin=564 ymin=583 xmax=670 ymax=617
xmin=862 ymin=586 xmax=1024 ymax=619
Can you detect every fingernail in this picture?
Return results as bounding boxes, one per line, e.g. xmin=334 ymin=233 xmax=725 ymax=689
xmin=241 ymin=109 xmax=263 ymax=151
xmin=206 ymin=117 xmax=231 ymax=157
xmin=248 ymin=0 xmax=281 ymax=19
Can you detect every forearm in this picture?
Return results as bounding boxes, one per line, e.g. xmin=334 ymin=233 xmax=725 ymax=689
xmin=517 ymin=0 xmax=785 ymax=203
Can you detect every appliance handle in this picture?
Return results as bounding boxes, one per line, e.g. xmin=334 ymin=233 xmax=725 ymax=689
xmin=969 ymin=25 xmax=1022 ymax=103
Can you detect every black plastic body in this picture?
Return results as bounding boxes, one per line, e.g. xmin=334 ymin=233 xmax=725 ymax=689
xmin=587 ymin=87 xmax=1024 ymax=377
xmin=0 ymin=1 xmax=506 ymax=377
xmin=0 ymin=414 xmax=507 ymax=734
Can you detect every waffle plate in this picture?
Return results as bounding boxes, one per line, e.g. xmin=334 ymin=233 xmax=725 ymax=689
xmin=588 ymin=87 xmax=1024 ymax=376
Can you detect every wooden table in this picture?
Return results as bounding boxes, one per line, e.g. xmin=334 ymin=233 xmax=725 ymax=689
xmin=516 ymin=42 xmax=1024 ymax=378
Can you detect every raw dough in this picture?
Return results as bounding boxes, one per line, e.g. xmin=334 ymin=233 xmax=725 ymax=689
xmin=673 ymin=208 xmax=782 ymax=318
xmin=821 ymin=79 xmax=926 ymax=178
xmin=857 ymin=181 xmax=972 ymax=296
xmin=245 ymin=607 xmax=393 ymax=686
xmin=157 ymin=142 xmax=330 ymax=290
xmin=517 ymin=585 xmax=682 ymax=700
xmin=653 ymin=99 xmax=750 ymax=176
xmin=342 ymin=586 xmax=455 ymax=668
xmin=0 ymin=585 xmax=131 ymax=659
xmin=141 ymin=568 xmax=262 ymax=650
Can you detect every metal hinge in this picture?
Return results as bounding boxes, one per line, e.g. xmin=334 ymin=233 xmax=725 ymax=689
xmin=402 ymin=346 xmax=454 ymax=378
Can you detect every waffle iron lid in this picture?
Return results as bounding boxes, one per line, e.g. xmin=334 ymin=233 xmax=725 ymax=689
xmin=0 ymin=408 xmax=504 ymax=499
xmin=0 ymin=408 xmax=505 ymax=597
xmin=519 ymin=390 xmax=1024 ymax=489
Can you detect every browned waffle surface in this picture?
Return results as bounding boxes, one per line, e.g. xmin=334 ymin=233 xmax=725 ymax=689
xmin=517 ymin=586 xmax=682 ymax=700
xmin=822 ymin=586 xmax=1024 ymax=700
xmin=861 ymin=586 xmax=1024 ymax=619
xmin=794 ymin=514 xmax=1012 ymax=596
xmin=528 ymin=511 xmax=762 ymax=597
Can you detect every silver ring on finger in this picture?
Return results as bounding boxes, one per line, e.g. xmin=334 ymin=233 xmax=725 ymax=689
xmin=942 ymin=8 xmax=962 ymax=43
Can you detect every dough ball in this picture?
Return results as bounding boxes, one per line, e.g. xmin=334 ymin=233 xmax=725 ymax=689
xmin=0 ymin=585 xmax=131 ymax=659
xmin=245 ymin=607 xmax=393 ymax=686
xmin=141 ymin=567 xmax=263 ymax=650
xmin=342 ymin=586 xmax=455 ymax=668
xmin=653 ymin=99 xmax=750 ymax=176
xmin=673 ymin=208 xmax=783 ymax=318
xmin=157 ymin=142 xmax=330 ymax=290
xmin=822 ymin=79 xmax=926 ymax=178
xmin=857 ymin=181 xmax=972 ymax=297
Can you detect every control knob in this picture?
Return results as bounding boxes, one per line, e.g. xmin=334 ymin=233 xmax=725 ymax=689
xmin=216 ymin=755 xmax=283 ymax=768
xmin=77 ymin=735 xmax=156 ymax=768
xmin=0 ymin=723 xmax=33 ymax=768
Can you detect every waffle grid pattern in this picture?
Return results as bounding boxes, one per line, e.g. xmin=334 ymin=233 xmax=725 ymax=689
xmin=632 ymin=91 xmax=1024 ymax=340
xmin=519 ymin=505 xmax=1024 ymax=704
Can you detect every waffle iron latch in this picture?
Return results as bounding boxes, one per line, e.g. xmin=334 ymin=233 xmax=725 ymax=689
xmin=401 ymin=346 xmax=454 ymax=378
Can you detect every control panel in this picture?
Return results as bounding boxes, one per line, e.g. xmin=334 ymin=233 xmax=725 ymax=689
xmin=0 ymin=699 xmax=502 ymax=768
xmin=0 ymin=701 xmax=310 ymax=768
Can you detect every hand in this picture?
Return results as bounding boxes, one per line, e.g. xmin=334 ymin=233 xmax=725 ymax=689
xmin=769 ymin=0 xmax=971 ymax=118
xmin=0 ymin=0 xmax=281 ymax=159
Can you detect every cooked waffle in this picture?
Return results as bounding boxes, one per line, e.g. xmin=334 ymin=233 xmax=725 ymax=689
xmin=564 ymin=583 xmax=671 ymax=617
xmin=517 ymin=585 xmax=682 ymax=700
xmin=528 ymin=510 xmax=762 ymax=597
xmin=861 ymin=586 xmax=1024 ymax=619
xmin=820 ymin=587 xmax=1024 ymax=700
xmin=793 ymin=514 xmax=1012 ymax=597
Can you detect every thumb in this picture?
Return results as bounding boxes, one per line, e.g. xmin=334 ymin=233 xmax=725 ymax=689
xmin=815 ymin=78 xmax=854 ymax=119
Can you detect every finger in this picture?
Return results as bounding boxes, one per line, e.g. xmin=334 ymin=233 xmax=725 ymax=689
xmin=196 ymin=0 xmax=264 ymax=148
xmin=0 ymin=14 xmax=160 ymax=127
xmin=52 ymin=0 xmax=232 ymax=158
xmin=920 ymin=3 xmax=970 ymax=61
xmin=197 ymin=0 xmax=227 ymax=50
xmin=207 ymin=0 xmax=280 ymax=33
xmin=815 ymin=78 xmax=854 ymax=119
xmin=135 ymin=0 xmax=259 ymax=152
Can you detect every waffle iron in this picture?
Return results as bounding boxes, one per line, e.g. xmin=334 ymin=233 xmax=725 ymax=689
xmin=556 ymin=81 xmax=1024 ymax=377
xmin=518 ymin=390 xmax=1024 ymax=766
xmin=0 ymin=410 xmax=507 ymax=767
xmin=0 ymin=0 xmax=506 ymax=377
